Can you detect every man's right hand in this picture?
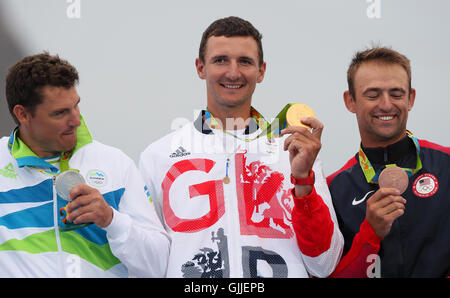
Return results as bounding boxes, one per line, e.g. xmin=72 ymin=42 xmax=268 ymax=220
xmin=366 ymin=187 xmax=406 ymax=239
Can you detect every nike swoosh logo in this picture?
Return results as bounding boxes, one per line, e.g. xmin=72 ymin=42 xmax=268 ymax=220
xmin=352 ymin=190 xmax=375 ymax=206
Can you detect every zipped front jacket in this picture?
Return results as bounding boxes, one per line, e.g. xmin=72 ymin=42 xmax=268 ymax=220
xmin=0 ymin=119 xmax=170 ymax=277
xmin=328 ymin=135 xmax=450 ymax=277
xmin=139 ymin=110 xmax=343 ymax=278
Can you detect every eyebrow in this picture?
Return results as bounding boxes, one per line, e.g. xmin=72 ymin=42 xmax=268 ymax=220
xmin=210 ymin=55 xmax=227 ymax=62
xmin=362 ymin=87 xmax=406 ymax=94
xmin=239 ymin=56 xmax=255 ymax=62
xmin=362 ymin=88 xmax=382 ymax=95
xmin=209 ymin=55 xmax=256 ymax=64
xmin=51 ymin=97 xmax=81 ymax=115
xmin=389 ymin=88 xmax=406 ymax=93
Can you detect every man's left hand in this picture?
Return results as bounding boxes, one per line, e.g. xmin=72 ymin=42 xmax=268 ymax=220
xmin=281 ymin=117 xmax=323 ymax=196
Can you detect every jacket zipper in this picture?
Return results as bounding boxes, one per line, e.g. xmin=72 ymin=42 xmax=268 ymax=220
xmin=52 ymin=176 xmax=64 ymax=276
xmin=222 ymin=133 xmax=244 ymax=277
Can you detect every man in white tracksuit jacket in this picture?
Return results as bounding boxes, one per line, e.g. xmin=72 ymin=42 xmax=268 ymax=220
xmin=0 ymin=53 xmax=170 ymax=277
xmin=139 ymin=16 xmax=343 ymax=278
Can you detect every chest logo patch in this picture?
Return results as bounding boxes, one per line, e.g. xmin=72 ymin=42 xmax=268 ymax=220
xmin=412 ymin=173 xmax=438 ymax=198
xmin=352 ymin=190 xmax=375 ymax=206
xmin=86 ymin=170 xmax=107 ymax=188
xmin=0 ymin=163 xmax=17 ymax=179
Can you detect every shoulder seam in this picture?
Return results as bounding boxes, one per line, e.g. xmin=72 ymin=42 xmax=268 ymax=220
xmin=419 ymin=139 xmax=450 ymax=155
xmin=327 ymin=155 xmax=358 ymax=186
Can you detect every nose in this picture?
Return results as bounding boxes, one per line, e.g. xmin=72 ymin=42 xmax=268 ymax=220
xmin=225 ymin=61 xmax=241 ymax=81
xmin=378 ymin=92 xmax=394 ymax=111
xmin=68 ymin=107 xmax=81 ymax=128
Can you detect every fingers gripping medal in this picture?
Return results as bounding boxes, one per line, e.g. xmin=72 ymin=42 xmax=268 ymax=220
xmin=378 ymin=166 xmax=409 ymax=194
xmin=286 ymin=103 xmax=316 ymax=128
xmin=55 ymin=170 xmax=85 ymax=201
xmin=56 ymin=170 xmax=91 ymax=230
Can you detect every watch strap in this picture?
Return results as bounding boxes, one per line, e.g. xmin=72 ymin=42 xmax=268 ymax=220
xmin=290 ymin=170 xmax=315 ymax=186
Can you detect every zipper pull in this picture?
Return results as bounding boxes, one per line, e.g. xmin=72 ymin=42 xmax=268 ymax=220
xmin=223 ymin=157 xmax=230 ymax=184
xmin=384 ymin=147 xmax=388 ymax=163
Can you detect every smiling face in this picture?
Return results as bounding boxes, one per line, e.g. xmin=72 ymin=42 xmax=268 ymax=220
xmin=14 ymin=85 xmax=81 ymax=158
xmin=344 ymin=61 xmax=415 ymax=148
xmin=195 ymin=35 xmax=266 ymax=124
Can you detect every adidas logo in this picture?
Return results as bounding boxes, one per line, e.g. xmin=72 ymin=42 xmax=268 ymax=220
xmin=0 ymin=163 xmax=17 ymax=179
xmin=169 ymin=146 xmax=191 ymax=158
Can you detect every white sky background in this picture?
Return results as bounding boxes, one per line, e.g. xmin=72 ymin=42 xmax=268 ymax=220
xmin=1 ymin=0 xmax=449 ymax=175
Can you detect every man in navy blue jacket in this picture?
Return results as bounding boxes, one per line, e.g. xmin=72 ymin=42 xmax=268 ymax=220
xmin=327 ymin=47 xmax=449 ymax=277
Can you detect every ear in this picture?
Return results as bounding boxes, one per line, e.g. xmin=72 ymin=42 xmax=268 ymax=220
xmin=195 ymin=58 xmax=206 ymax=80
xmin=343 ymin=90 xmax=357 ymax=114
xmin=408 ymin=88 xmax=416 ymax=111
xmin=256 ymin=61 xmax=266 ymax=83
xmin=13 ymin=105 xmax=32 ymax=126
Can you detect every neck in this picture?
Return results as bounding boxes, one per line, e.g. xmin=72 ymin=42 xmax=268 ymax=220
xmin=18 ymin=127 xmax=57 ymax=158
xmin=360 ymin=131 xmax=408 ymax=149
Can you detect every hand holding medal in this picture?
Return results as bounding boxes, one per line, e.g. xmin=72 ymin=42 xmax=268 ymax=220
xmin=282 ymin=103 xmax=323 ymax=197
xmin=378 ymin=166 xmax=409 ymax=194
xmin=366 ymin=166 xmax=408 ymax=238
xmin=56 ymin=170 xmax=93 ymax=230
xmin=56 ymin=170 xmax=112 ymax=231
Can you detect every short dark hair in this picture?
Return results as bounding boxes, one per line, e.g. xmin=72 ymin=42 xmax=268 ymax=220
xmin=199 ymin=16 xmax=264 ymax=66
xmin=347 ymin=46 xmax=411 ymax=98
xmin=5 ymin=52 xmax=79 ymax=125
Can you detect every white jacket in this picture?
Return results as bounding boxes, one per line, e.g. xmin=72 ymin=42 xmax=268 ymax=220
xmin=139 ymin=113 xmax=343 ymax=277
xmin=0 ymin=123 xmax=170 ymax=277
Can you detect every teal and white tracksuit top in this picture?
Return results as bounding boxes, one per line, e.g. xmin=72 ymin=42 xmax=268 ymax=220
xmin=0 ymin=119 xmax=170 ymax=277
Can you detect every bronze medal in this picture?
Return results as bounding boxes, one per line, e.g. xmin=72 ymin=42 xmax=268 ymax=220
xmin=378 ymin=166 xmax=409 ymax=194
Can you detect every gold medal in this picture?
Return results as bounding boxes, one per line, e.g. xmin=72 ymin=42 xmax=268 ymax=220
xmin=286 ymin=103 xmax=316 ymax=129
xmin=223 ymin=176 xmax=230 ymax=184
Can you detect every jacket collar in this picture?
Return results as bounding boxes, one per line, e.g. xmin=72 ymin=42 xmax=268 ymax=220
xmin=193 ymin=109 xmax=260 ymax=135
xmin=361 ymin=135 xmax=417 ymax=169
xmin=357 ymin=131 xmax=422 ymax=184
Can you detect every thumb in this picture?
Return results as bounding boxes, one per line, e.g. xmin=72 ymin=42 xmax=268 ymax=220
xmin=302 ymin=117 xmax=324 ymax=141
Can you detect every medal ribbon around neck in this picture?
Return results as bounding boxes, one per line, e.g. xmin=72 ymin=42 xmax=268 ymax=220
xmin=204 ymin=103 xmax=296 ymax=142
xmin=59 ymin=151 xmax=78 ymax=173
xmin=358 ymin=130 xmax=422 ymax=184
xmin=205 ymin=103 xmax=297 ymax=184
xmin=32 ymin=150 xmax=79 ymax=176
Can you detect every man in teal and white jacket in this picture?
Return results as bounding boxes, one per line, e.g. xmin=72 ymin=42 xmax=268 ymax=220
xmin=0 ymin=52 xmax=170 ymax=277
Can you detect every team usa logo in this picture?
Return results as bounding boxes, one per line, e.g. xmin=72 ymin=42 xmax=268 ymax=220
xmin=412 ymin=173 xmax=438 ymax=198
